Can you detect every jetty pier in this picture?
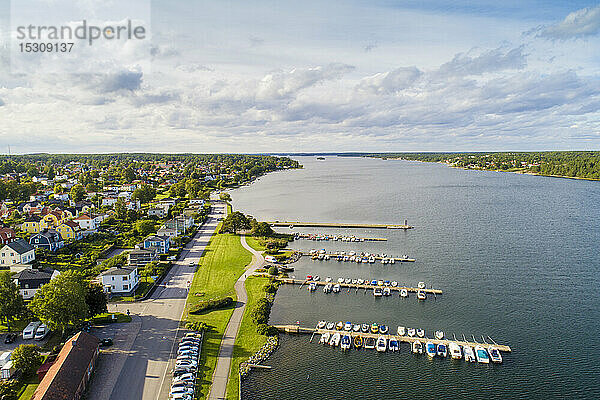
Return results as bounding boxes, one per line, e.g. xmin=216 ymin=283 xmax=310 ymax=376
xmin=275 ymin=278 xmax=442 ymax=295
xmin=267 ymin=221 xmax=414 ymax=230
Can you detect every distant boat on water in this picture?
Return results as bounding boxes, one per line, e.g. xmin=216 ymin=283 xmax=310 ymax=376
xmin=316 ymin=156 xmax=326 ymax=160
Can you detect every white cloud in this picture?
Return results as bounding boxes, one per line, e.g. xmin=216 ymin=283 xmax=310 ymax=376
xmin=538 ymin=5 xmax=600 ymax=39
xmin=436 ymin=46 xmax=527 ymax=77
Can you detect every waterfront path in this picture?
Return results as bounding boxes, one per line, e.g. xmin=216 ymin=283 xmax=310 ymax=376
xmin=208 ymin=235 xmax=265 ymax=399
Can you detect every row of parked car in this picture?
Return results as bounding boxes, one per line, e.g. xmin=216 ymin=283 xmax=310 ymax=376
xmin=170 ymin=333 xmax=202 ymax=400
xmin=22 ymin=321 xmax=50 ymax=341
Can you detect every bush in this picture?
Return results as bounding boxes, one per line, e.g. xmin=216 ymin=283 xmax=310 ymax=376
xmin=268 ymin=266 xmax=278 ymax=276
xmin=256 ymin=324 xmax=279 ymax=336
xmin=189 ymin=297 xmax=234 ymax=314
xmin=186 ymin=321 xmax=207 ymax=331
xmin=0 ymin=381 xmax=17 ymax=400
xmin=264 ymin=283 xmax=278 ymax=293
xmin=251 ymin=298 xmax=272 ymax=325
xmin=12 ymin=344 xmax=43 ymax=376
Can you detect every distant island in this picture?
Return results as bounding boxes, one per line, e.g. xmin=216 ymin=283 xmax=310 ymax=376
xmin=362 ymin=152 xmax=600 ymax=181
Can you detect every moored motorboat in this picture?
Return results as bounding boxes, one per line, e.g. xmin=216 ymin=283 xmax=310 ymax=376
xmin=373 ymin=287 xmax=383 ymax=297
xmin=329 ymin=332 xmax=341 ymax=346
xmin=336 ymin=321 xmax=344 ymax=330
xmin=463 ymin=346 xmax=476 ymax=362
xmin=325 ymin=277 xmax=332 ymax=283
xmin=412 ymin=341 xmax=423 ymax=354
xmin=326 ymin=322 xmax=335 ymax=330
xmin=407 ymin=328 xmax=416 ymax=337
xmin=308 ymin=282 xmax=317 ymax=291
xmin=391 ymin=281 xmax=398 ymax=287
xmin=383 ymin=287 xmax=391 ymax=296
xmin=344 ymin=322 xmax=352 ymax=331
xmin=489 ymin=346 xmax=503 ymax=363
xmin=317 ymin=320 xmax=326 ymax=329
xmin=345 ymin=278 xmax=351 ymax=284
xmin=418 ymin=281 xmax=426 ymax=289
xmin=416 ymin=329 xmax=425 ymax=338
xmin=417 ymin=290 xmax=426 ymax=300
xmin=323 ymin=283 xmax=332 ymax=293
xmin=361 ymin=324 xmax=369 ymax=333
xmin=353 ymin=335 xmax=363 ymax=349
xmin=353 ymin=324 xmax=361 ymax=332
xmin=364 ymin=337 xmax=376 ymax=349
xmin=370 ymin=280 xmax=377 ymax=286
xmin=400 ymin=289 xmax=408 ymax=298
xmin=376 ymin=336 xmax=387 ymax=352
xmin=435 ymin=330 xmax=444 ymax=340
xmin=341 ymin=335 xmax=351 ymax=350
xmin=357 ymin=279 xmax=364 ymax=285
xmin=379 ymin=325 xmax=389 ymax=334
xmin=397 ymin=326 xmax=406 ymax=336
xmin=426 ymin=342 xmax=436 ymax=357
xmin=475 ymin=345 xmax=490 ymax=363
xmin=337 ymin=278 xmax=344 ymax=283
xmin=371 ymin=323 xmax=379 ymax=334
xmin=449 ymin=342 xmax=462 ymax=359
xmin=320 ymin=332 xmax=330 ymax=344
xmin=388 ymin=338 xmax=399 ymax=352
xmin=333 ymin=284 xmax=341 ymax=293
xmin=437 ymin=343 xmax=448 ymax=357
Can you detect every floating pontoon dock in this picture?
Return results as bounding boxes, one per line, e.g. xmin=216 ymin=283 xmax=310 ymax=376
xmin=275 ymin=278 xmax=442 ymax=295
xmin=267 ymin=221 xmax=414 ymax=230
xmin=273 ymin=325 xmax=511 ymax=353
xmin=303 ymin=252 xmax=415 ymax=262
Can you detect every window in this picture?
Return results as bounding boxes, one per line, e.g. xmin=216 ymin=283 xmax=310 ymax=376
xmin=123 ymin=276 xmax=128 ymax=281
xmin=24 ymin=284 xmax=29 ymax=289
xmin=123 ymin=284 xmax=129 ymax=290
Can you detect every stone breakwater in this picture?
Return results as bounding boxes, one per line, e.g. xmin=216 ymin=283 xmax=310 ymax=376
xmin=239 ymin=335 xmax=279 ymax=379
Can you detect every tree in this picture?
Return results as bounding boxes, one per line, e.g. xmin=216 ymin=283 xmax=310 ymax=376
xmin=114 ymin=198 xmax=127 ymax=220
xmin=221 ymin=211 xmax=250 ymax=234
xmin=70 ymin=184 xmax=85 ymax=202
xmin=252 ymin=222 xmax=274 ymax=237
xmin=85 ymin=281 xmax=107 ymax=318
xmin=0 ymin=380 xmax=18 ymax=400
xmin=219 ymin=192 xmax=232 ymax=202
xmin=132 ymin=184 xmax=156 ymax=204
xmin=11 ymin=344 xmax=43 ymax=376
xmin=122 ymin=167 xmax=136 ymax=183
xmin=0 ymin=271 xmax=25 ymax=331
xmin=135 ymin=219 xmax=156 ymax=236
xmin=53 ymin=183 xmax=64 ymax=194
xmin=185 ymin=179 xmax=202 ymax=198
xmin=28 ymin=271 xmax=89 ymax=336
xmin=26 ymin=166 xmax=38 ymax=178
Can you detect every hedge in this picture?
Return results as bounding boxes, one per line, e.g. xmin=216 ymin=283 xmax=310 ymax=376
xmin=189 ymin=297 xmax=234 ymax=314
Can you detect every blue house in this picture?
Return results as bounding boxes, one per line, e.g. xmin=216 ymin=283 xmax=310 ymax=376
xmin=29 ymin=230 xmax=65 ymax=252
xmin=142 ymin=235 xmax=170 ymax=254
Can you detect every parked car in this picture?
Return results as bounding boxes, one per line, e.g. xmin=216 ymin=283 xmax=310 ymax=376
xmin=100 ymin=338 xmax=114 ymax=347
xmin=173 ymin=367 xmax=195 ymax=376
xmin=22 ymin=321 xmax=41 ymax=340
xmin=4 ymin=334 xmax=16 ymax=344
xmin=170 ymin=387 xmax=194 ymax=396
xmin=34 ymin=324 xmax=49 ymax=341
xmin=173 ymin=373 xmax=195 ymax=382
xmin=188 ymin=261 xmax=195 ymax=267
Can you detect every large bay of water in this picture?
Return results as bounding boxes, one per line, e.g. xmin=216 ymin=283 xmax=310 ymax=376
xmin=232 ymin=156 xmax=600 ymax=399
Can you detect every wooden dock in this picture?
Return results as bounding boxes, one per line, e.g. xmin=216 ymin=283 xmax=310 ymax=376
xmin=273 ymin=325 xmax=511 ymax=353
xmin=276 ymin=278 xmax=442 ymax=295
xmin=295 ymin=233 xmax=388 ymax=242
xmin=267 ymin=221 xmax=414 ymax=230
xmin=303 ymin=252 xmax=415 ymax=262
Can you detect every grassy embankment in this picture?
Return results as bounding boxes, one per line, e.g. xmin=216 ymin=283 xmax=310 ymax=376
xmin=185 ymin=229 xmax=252 ymax=400
xmin=225 ymin=276 xmax=271 ymax=399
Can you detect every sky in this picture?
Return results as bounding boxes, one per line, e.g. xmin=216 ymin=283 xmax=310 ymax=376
xmin=0 ymin=0 xmax=599 ymax=153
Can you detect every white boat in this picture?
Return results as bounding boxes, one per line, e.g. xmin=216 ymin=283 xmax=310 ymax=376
xmin=389 ymin=258 xmax=395 ymax=264
xmin=397 ymin=326 xmax=406 ymax=336
xmin=340 ymin=335 xmax=351 ymax=350
xmin=353 ymin=324 xmax=361 ymax=332
xmin=400 ymin=289 xmax=408 ymax=298
xmin=313 ymin=275 xmax=320 ymax=281
xmin=333 ymin=284 xmax=341 ymax=293
xmin=323 ymin=283 xmax=332 ymax=293
xmin=463 ymin=346 xmax=476 ymax=362
xmin=475 ymin=345 xmax=490 ymax=363
xmin=373 ymin=287 xmax=383 ymax=297
xmin=435 ymin=330 xmax=444 ymax=340
xmin=356 ymin=257 xmax=362 ymax=263
xmin=383 ymin=287 xmax=391 ymax=296
xmin=317 ymin=321 xmax=326 ymax=329
xmin=344 ymin=278 xmax=351 ymax=284
xmin=388 ymin=338 xmax=399 ymax=352
xmin=343 ymin=256 xmax=349 ymax=262
xmin=412 ymin=341 xmax=423 ymax=354
xmin=308 ymin=282 xmax=317 ymax=291
xmin=326 ymin=322 xmax=335 ymax=330
xmin=329 ymin=332 xmax=341 ymax=347
xmin=391 ymin=281 xmax=398 ymax=287
xmin=418 ymin=282 xmax=426 ymax=289
xmin=369 ymin=257 xmax=375 ymax=263
xmin=407 ymin=328 xmax=416 ymax=337
xmin=377 ymin=280 xmax=384 ymax=286
xmin=351 ymin=279 xmax=358 ymax=284
xmin=376 ymin=336 xmax=387 ymax=352
xmin=325 ymin=277 xmax=332 ymax=283
xmin=449 ymin=342 xmax=462 ymax=359
xmin=437 ymin=343 xmax=448 ymax=357
xmin=489 ymin=346 xmax=503 ymax=363
xmin=417 ymin=290 xmax=426 ymax=300
xmin=425 ymin=342 xmax=436 ymax=357
xmin=361 ymin=324 xmax=369 ymax=333
xmin=349 ymin=251 xmax=356 ymax=256
xmin=357 ymin=279 xmax=364 ymax=285
xmin=349 ymin=256 xmax=355 ymax=261
xmin=337 ymin=278 xmax=344 ymax=283
xmin=344 ymin=322 xmax=352 ymax=331
xmin=319 ymin=332 xmax=330 ymax=344
xmin=416 ymin=329 xmax=425 ymax=338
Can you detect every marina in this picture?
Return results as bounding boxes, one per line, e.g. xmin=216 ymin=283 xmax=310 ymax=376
xmin=267 ymin=221 xmax=414 ymax=230
xmin=303 ymin=250 xmax=415 ymax=262
xmin=276 ymin=278 xmax=443 ymax=295
xmin=293 ymin=233 xmax=388 ymax=242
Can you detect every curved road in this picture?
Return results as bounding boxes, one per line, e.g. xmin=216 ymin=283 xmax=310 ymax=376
xmin=208 ymin=235 xmax=264 ymax=399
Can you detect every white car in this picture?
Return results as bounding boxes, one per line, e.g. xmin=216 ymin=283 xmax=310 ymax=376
xmin=34 ymin=324 xmax=50 ymax=340
xmin=22 ymin=321 xmax=41 ymax=340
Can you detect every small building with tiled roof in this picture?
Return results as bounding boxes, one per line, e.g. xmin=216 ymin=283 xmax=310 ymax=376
xmin=29 ymin=230 xmax=64 ymax=252
xmin=0 ymin=239 xmax=35 ymax=266
xmin=12 ymin=267 xmax=59 ymax=299
xmin=32 ymin=331 xmax=100 ymax=400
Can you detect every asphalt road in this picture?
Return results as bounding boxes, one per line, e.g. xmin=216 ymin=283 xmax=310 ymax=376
xmin=104 ymin=202 xmax=226 ymax=400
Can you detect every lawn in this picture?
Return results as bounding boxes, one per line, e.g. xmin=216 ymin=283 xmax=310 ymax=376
xmin=185 ymin=230 xmax=252 ymax=400
xmin=17 ymin=383 xmax=38 ymax=400
xmin=244 ymin=236 xmax=265 ymax=252
xmin=90 ymin=312 xmax=132 ymax=324
xmin=0 ymin=318 xmax=30 ymax=333
xmin=225 ymin=276 xmax=270 ymax=400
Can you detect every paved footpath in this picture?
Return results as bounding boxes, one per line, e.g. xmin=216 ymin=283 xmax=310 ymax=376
xmin=207 ymin=235 xmax=264 ymax=400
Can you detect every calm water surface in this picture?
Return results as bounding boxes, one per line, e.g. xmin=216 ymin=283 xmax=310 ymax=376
xmin=232 ymin=156 xmax=600 ymax=399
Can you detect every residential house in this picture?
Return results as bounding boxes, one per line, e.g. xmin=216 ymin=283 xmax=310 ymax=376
xmin=12 ymin=267 xmax=59 ymax=299
xmin=29 ymin=230 xmax=64 ymax=252
xmin=53 ymin=192 xmax=69 ymax=202
xmin=22 ymin=215 xmax=42 ymax=234
xmin=98 ymin=266 xmax=139 ymax=294
xmin=147 ymin=207 xmax=166 ymax=218
xmin=0 ymin=227 xmax=17 ymax=245
xmin=72 ymin=213 xmax=101 ymax=231
xmin=128 ymin=248 xmax=158 ymax=268
xmin=156 ymin=226 xmax=177 ymax=238
xmin=56 ymin=220 xmax=84 ymax=240
xmin=40 ymin=211 xmax=64 ymax=230
xmin=32 ymin=331 xmax=99 ymax=400
xmin=125 ymin=200 xmax=141 ymax=211
xmin=0 ymin=239 xmax=35 ymax=266
xmin=101 ymin=197 xmax=118 ymax=207
xmin=141 ymin=235 xmax=170 ymax=254
xmin=29 ymin=193 xmax=48 ymax=202
xmin=188 ymin=199 xmax=205 ymax=205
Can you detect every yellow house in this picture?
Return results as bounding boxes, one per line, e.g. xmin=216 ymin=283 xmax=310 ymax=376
xmin=56 ymin=220 xmax=83 ymax=240
xmin=40 ymin=211 xmax=64 ymax=230
xmin=22 ymin=215 xmax=42 ymax=234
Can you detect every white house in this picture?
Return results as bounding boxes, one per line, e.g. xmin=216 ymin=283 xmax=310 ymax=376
xmin=0 ymin=239 xmax=35 ymax=266
xmin=189 ymin=199 xmax=205 ymax=205
xmin=53 ymin=193 xmax=70 ymax=201
xmin=98 ymin=266 xmax=140 ymax=294
xmin=71 ymin=213 xmax=103 ymax=230
xmin=102 ymin=197 xmax=118 ymax=207
xmin=148 ymin=207 xmax=166 ymax=218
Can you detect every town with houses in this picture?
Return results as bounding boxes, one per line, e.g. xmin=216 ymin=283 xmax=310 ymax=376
xmin=0 ymin=153 xmax=299 ymax=400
